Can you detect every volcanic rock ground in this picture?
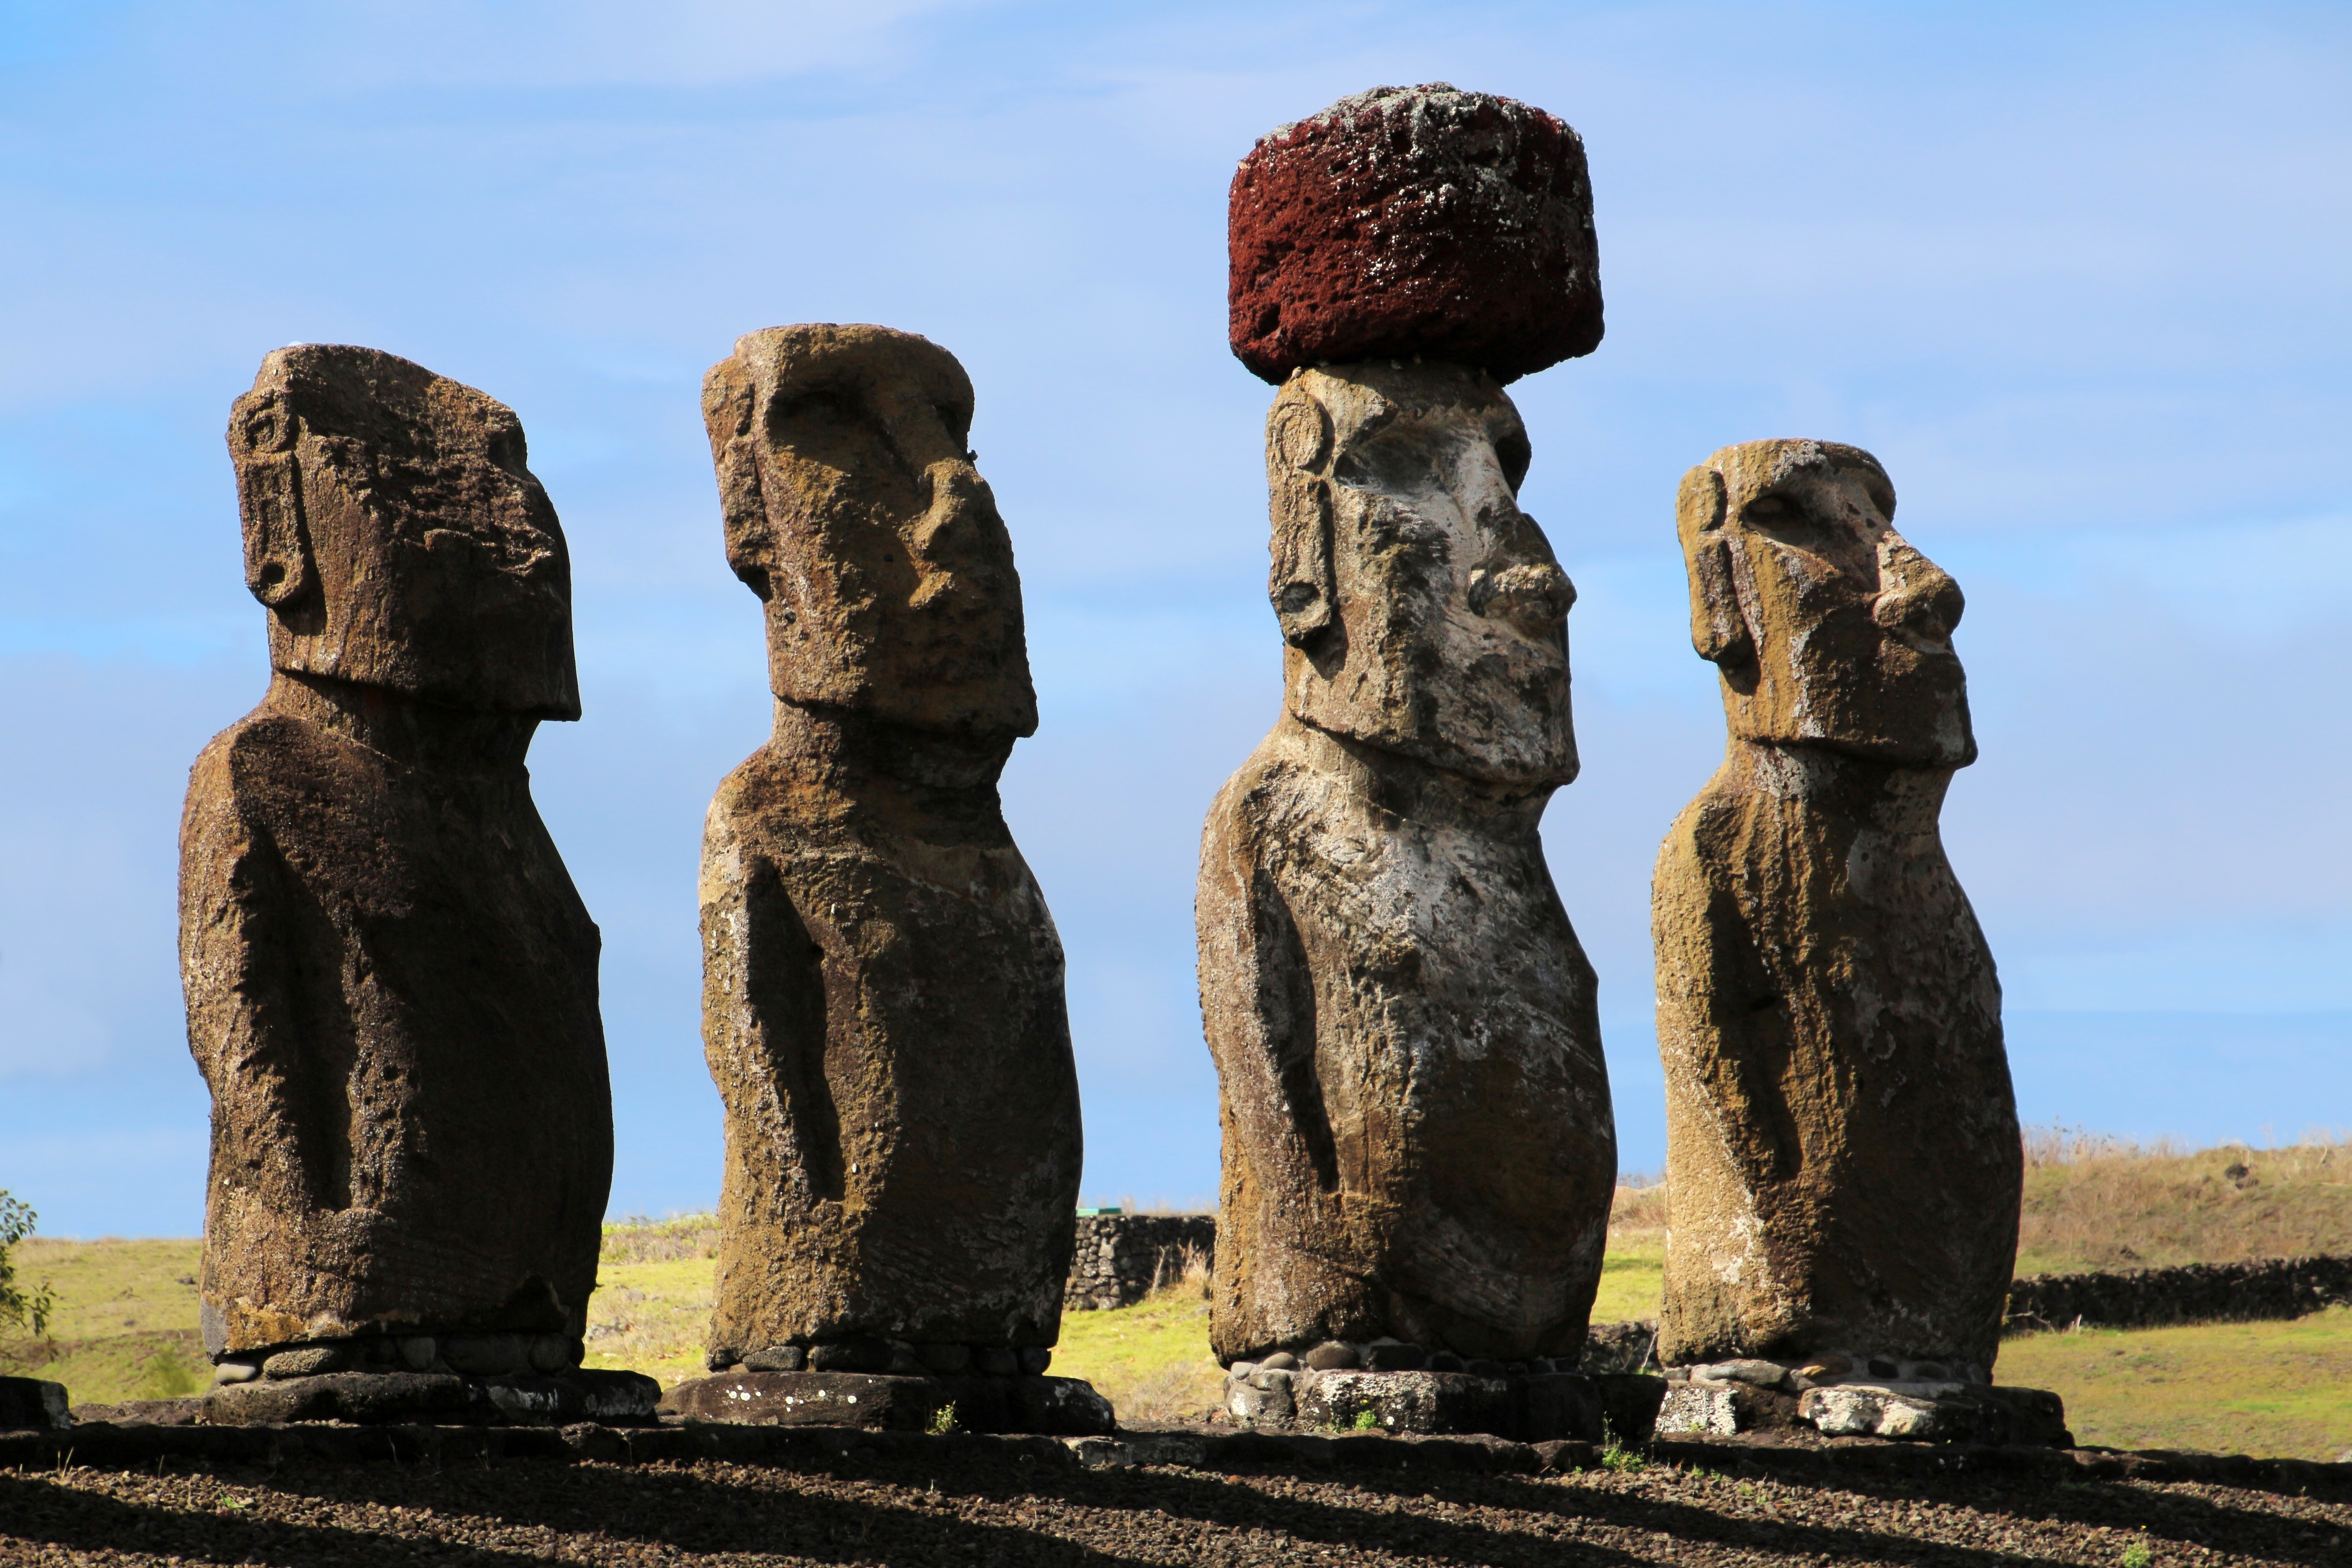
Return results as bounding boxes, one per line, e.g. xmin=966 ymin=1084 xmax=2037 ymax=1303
xmin=5 ymin=1442 xmax=2346 ymax=1565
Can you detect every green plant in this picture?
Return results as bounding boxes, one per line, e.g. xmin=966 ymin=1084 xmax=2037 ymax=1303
xmin=2120 ymin=1540 xmax=2153 ymax=1568
xmin=1597 ymin=1415 xmax=1646 ymax=1472
xmin=1352 ymin=1409 xmax=1381 ymax=1431
xmin=927 ymin=1401 xmax=959 ymax=1436
xmin=0 ymin=1191 xmax=55 ymax=1339
xmin=135 ymin=1342 xmax=205 ymax=1400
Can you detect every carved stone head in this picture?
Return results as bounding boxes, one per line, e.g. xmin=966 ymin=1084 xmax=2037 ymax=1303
xmin=1269 ymin=362 xmax=1577 ymax=786
xmin=702 ymin=324 xmax=1037 ymax=739
xmin=1677 ymin=439 xmax=1972 ymax=767
xmin=228 ymin=344 xmax=581 ymax=718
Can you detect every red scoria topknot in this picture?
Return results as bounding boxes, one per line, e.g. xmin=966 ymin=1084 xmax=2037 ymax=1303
xmin=1227 ymin=83 xmax=1603 ymax=384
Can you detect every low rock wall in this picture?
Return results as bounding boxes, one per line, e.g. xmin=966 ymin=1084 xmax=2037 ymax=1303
xmin=2003 ymin=1254 xmax=2352 ymax=1333
xmin=1068 ymin=1211 xmax=2352 ymax=1334
xmin=1064 ymin=1215 xmax=1216 ymax=1312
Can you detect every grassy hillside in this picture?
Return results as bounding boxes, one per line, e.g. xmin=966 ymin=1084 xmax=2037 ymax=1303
xmin=2016 ymin=1128 xmax=2352 ymax=1274
xmin=0 ymin=1237 xmax=208 ymax=1404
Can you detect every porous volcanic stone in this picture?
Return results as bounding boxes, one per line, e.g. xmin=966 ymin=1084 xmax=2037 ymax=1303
xmin=0 ymin=1377 xmax=69 ymax=1430
xmin=1228 ymin=83 xmax=1602 ymax=384
xmin=183 ymin=345 xmax=610 ymax=1360
xmin=1239 ymin=1367 xmax=1606 ymax=1443
xmin=1198 ymin=362 xmax=1614 ymax=1367
xmin=659 ymin=1371 xmax=1113 ymax=1436
xmin=204 ymin=1369 xmax=658 ymax=1427
xmin=1653 ymin=441 xmax=2019 ymax=1373
xmin=699 ymin=326 xmax=1080 ymax=1359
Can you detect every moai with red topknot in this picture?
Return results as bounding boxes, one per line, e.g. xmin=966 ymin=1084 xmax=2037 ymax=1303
xmin=1199 ymin=85 xmax=1621 ymax=1442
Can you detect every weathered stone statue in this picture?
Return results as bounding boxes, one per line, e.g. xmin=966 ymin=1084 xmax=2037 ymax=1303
xmin=1652 ymin=439 xmax=2023 ymax=1389
xmin=183 ymin=345 xmax=643 ymax=1422
xmin=1200 ymin=87 xmax=1617 ymax=1426
xmin=685 ymin=324 xmax=1095 ymax=1433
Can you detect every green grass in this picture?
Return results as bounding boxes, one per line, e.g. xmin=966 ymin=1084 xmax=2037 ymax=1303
xmin=578 ymin=1254 xmax=719 ymax=1389
xmin=1594 ymin=1230 xmax=1663 ymax=1323
xmin=1997 ymin=1305 xmax=2352 ymax=1461
xmin=1053 ymin=1276 xmax=1225 ymax=1424
xmin=0 ymin=1237 xmax=208 ymax=1405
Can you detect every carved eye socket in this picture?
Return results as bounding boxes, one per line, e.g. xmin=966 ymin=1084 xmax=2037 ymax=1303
xmin=1741 ymin=495 xmax=1833 ymax=550
xmin=1494 ymin=426 xmax=1531 ymax=492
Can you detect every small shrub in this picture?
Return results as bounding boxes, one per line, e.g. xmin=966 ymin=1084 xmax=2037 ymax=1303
xmin=1175 ymin=1241 xmax=1212 ymax=1297
xmin=1352 ymin=1409 xmax=1379 ymax=1431
xmin=137 ymin=1342 xmax=206 ymax=1400
xmin=927 ymin=1401 xmax=959 ymax=1436
xmin=2121 ymin=1540 xmax=2153 ymax=1568
xmin=0 ymin=1191 xmax=54 ymax=1339
xmin=1598 ymin=1414 xmax=1647 ymax=1472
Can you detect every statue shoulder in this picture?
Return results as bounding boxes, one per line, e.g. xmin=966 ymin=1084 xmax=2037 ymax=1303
xmin=186 ymin=705 xmax=361 ymax=833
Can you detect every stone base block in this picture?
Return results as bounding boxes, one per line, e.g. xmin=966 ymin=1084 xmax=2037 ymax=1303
xmin=1800 ymin=1384 xmax=2071 ymax=1447
xmin=70 ymin=1398 xmax=207 ymax=1426
xmin=659 ymin=1372 xmax=1114 ymax=1436
xmin=1656 ymin=1382 xmax=1800 ymax=1436
xmin=1225 ymin=1366 xmax=1610 ymax=1443
xmin=1654 ymin=1377 xmax=2069 ymax=1446
xmin=205 ymin=1369 xmax=661 ymax=1428
xmin=0 ymin=1376 xmax=70 ymax=1431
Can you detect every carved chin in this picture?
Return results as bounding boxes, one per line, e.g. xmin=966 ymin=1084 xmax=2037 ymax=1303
xmin=1391 ymin=698 xmax=1579 ymax=785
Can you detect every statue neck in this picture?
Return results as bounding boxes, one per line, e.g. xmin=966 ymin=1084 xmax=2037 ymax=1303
xmin=1721 ymin=737 xmax=1951 ymax=833
xmin=266 ymin=670 xmax=536 ymax=774
xmin=769 ymin=698 xmax=1014 ymax=810
xmin=1283 ymin=712 xmax=1552 ymax=833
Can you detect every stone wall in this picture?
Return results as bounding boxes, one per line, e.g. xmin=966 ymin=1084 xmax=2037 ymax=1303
xmin=1063 ymin=1215 xmax=1216 ymax=1312
xmin=1067 ymin=1210 xmax=2352 ymax=1333
xmin=2003 ymin=1254 xmax=2352 ymax=1333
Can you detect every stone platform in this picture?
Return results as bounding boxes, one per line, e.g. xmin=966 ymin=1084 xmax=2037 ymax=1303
xmin=205 ymin=1369 xmax=661 ymax=1427
xmin=1222 ymin=1359 xmax=1662 ymax=1444
xmin=662 ymin=1371 xmax=1114 ymax=1436
xmin=1656 ymin=1357 xmax=2069 ymax=1447
xmin=6 ymin=1414 xmax=2342 ymax=1501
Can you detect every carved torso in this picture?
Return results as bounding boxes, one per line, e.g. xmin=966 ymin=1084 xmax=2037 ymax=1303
xmin=700 ymin=730 xmax=1080 ymax=1354
xmin=1199 ymin=719 xmax=1612 ymax=1362
xmin=1652 ymin=745 xmax=2019 ymax=1370
xmin=181 ymin=706 xmax=609 ymax=1355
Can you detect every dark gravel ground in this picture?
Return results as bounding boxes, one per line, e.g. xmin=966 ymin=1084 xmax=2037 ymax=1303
xmin=4 ymin=1444 xmax=2347 ymax=1566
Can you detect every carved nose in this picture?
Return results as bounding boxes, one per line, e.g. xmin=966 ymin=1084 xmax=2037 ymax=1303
xmin=1873 ymin=544 xmax=1964 ymax=643
xmin=1470 ymin=560 xmax=1576 ymax=637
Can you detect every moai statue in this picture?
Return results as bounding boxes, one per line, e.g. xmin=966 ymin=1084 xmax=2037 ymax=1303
xmin=679 ymin=323 xmax=1104 ymax=1435
xmin=1652 ymin=439 xmax=2024 ymax=1400
xmin=183 ymin=345 xmax=647 ymax=1421
xmin=1200 ymin=86 xmax=1617 ymax=1432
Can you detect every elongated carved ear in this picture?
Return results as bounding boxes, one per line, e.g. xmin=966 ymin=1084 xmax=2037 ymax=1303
xmin=701 ymin=360 xmax=774 ymax=598
xmin=1269 ymin=475 xmax=1336 ymax=647
xmin=237 ymin=451 xmax=314 ymax=610
xmin=1267 ymin=394 xmax=1336 ymax=647
xmin=1677 ymin=466 xmax=1752 ymax=666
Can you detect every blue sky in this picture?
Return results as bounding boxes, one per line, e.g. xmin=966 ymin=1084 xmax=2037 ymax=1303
xmin=2 ymin=1 xmax=2346 ymax=1235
